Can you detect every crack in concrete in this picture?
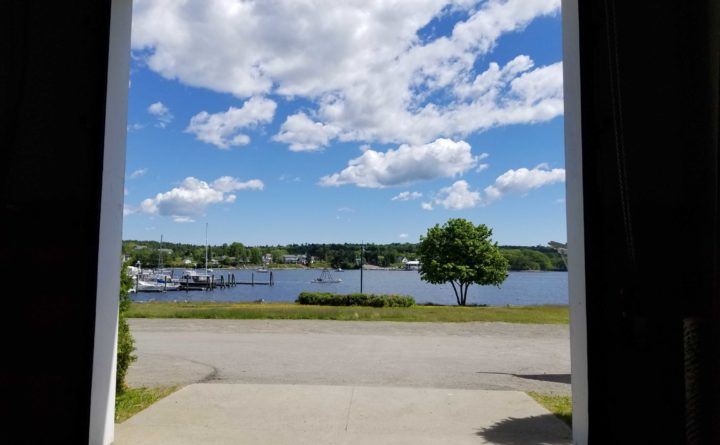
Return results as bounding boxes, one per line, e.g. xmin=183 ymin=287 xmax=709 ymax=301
xmin=344 ymin=386 xmax=355 ymax=432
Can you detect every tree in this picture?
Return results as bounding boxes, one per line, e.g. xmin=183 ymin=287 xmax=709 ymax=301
xmin=249 ymin=247 xmax=263 ymax=265
xmin=418 ymin=218 xmax=509 ymax=306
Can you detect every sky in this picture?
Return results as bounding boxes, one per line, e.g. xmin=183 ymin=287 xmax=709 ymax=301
xmin=122 ymin=0 xmax=566 ymax=247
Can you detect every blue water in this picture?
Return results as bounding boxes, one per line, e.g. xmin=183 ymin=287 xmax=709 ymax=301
xmin=131 ymin=269 xmax=568 ymax=306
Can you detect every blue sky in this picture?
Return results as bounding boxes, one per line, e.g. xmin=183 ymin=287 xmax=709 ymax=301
xmin=123 ymin=0 xmax=565 ymax=247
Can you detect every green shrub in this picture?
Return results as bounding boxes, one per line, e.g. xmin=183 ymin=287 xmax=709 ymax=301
xmin=117 ymin=266 xmax=137 ymax=394
xmin=296 ymin=292 xmax=415 ymax=307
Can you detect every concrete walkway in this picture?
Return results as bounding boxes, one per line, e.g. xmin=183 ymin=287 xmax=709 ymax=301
xmin=115 ymin=319 xmax=572 ymax=444
xmin=114 ymin=383 xmax=572 ymax=444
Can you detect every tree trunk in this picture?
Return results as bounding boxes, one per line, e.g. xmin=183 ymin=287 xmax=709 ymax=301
xmin=450 ymin=281 xmax=462 ymax=305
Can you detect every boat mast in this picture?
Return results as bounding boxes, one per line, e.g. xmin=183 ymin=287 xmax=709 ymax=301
xmin=205 ymin=222 xmax=208 ymax=275
xmin=159 ymin=234 xmax=163 ymax=270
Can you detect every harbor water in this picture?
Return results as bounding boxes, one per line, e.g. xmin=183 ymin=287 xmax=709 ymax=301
xmin=131 ymin=268 xmax=568 ymax=306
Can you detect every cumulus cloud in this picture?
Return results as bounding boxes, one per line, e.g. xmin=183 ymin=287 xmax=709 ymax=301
xmin=148 ymin=101 xmax=173 ymax=127
xmin=320 ymin=139 xmax=479 ymax=188
xmin=186 ymin=97 xmax=277 ymax=149
xmin=138 ymin=176 xmax=264 ymax=220
xmin=132 ymin=0 xmax=562 ymax=148
xmin=273 ymin=112 xmax=340 ymax=151
xmin=484 ymin=164 xmax=565 ymax=203
xmin=399 ymin=233 xmax=409 ymax=238
xmin=392 ymin=191 xmax=423 ymax=201
xmin=426 ymin=180 xmax=482 ymax=210
xmin=422 ymin=164 xmax=565 ymax=210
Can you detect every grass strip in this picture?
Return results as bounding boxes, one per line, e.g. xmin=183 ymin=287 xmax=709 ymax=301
xmin=127 ymin=302 xmax=568 ymax=324
xmin=115 ymin=386 xmax=180 ymax=423
xmin=527 ymin=392 xmax=572 ymax=426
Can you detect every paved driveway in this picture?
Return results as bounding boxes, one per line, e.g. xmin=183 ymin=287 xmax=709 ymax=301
xmin=126 ymin=319 xmax=570 ymax=395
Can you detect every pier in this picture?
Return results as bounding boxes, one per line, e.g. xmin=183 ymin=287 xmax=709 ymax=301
xmin=177 ymin=271 xmax=274 ymax=291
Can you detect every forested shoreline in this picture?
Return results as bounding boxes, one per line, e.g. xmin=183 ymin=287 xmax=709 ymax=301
xmin=122 ymin=240 xmax=567 ymax=272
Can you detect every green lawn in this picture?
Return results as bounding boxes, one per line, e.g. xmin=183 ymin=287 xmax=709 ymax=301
xmin=115 ymin=386 xmax=180 ymax=423
xmin=127 ymin=301 xmax=569 ymax=324
xmin=527 ymin=392 xmax=572 ymax=426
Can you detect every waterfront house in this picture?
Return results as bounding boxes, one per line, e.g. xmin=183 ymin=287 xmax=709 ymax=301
xmin=404 ymin=260 xmax=420 ymax=271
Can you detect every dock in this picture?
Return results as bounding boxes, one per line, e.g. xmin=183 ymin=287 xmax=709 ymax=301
xmin=178 ymin=271 xmax=274 ymax=291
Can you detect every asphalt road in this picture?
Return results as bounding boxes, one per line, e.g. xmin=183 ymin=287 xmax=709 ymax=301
xmin=126 ymin=318 xmax=571 ymax=395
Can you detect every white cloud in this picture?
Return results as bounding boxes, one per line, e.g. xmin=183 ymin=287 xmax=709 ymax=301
xmin=399 ymin=233 xmax=409 ymax=238
xmin=484 ymin=164 xmax=565 ymax=203
xmin=422 ymin=163 xmax=565 ymax=210
xmin=132 ymin=0 xmax=562 ymax=148
xmin=148 ymin=101 xmax=174 ymax=127
xmin=431 ymin=180 xmax=482 ymax=210
xmin=273 ymin=112 xmax=340 ymax=151
xmin=127 ymin=123 xmax=144 ymax=132
xmin=320 ymin=139 xmax=478 ymax=188
xmin=186 ymin=97 xmax=277 ymax=149
xmin=392 ymin=191 xmax=423 ymax=201
xmin=129 ymin=168 xmax=148 ymax=179
xmin=211 ymin=176 xmax=264 ymax=192
xmin=173 ymin=216 xmax=195 ymax=223
xmin=337 ymin=207 xmax=355 ymax=213
xmin=123 ymin=205 xmax=137 ymax=216
xmin=138 ymin=176 xmax=264 ymax=220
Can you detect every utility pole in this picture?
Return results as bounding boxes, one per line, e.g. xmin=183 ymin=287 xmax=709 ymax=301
xmin=360 ymin=242 xmax=364 ymax=294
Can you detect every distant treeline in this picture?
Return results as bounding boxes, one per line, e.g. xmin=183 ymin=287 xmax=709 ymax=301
xmin=122 ymin=240 xmax=566 ymax=272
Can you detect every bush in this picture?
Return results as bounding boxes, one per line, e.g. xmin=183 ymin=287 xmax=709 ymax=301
xmin=117 ymin=266 xmax=137 ymax=394
xmin=296 ymin=292 xmax=415 ymax=307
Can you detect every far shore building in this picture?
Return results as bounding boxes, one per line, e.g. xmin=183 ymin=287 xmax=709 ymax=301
xmin=404 ymin=260 xmax=420 ymax=271
xmin=280 ymin=254 xmax=315 ymax=265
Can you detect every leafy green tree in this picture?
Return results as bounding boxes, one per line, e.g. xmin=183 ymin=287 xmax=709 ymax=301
xmin=271 ymin=248 xmax=288 ymax=264
xmin=117 ymin=265 xmax=136 ymax=394
xmin=418 ymin=218 xmax=509 ymax=306
xmin=249 ymin=247 xmax=263 ymax=264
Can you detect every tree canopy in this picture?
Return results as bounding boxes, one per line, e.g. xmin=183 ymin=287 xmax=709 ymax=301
xmin=418 ymin=218 xmax=509 ymax=306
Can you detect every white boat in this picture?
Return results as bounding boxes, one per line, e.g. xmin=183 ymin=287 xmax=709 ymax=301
xmin=311 ymin=268 xmax=342 ymax=283
xmin=178 ymin=223 xmax=214 ymax=289
xmin=134 ymin=270 xmax=181 ymax=292
xmin=256 ymin=267 xmax=269 ymax=273
xmin=178 ymin=269 xmax=212 ymax=288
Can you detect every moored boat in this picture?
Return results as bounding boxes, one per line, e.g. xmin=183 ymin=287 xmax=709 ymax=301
xmin=311 ymin=268 xmax=342 ymax=283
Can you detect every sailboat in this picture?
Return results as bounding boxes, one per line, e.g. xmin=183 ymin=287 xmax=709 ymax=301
xmin=179 ymin=223 xmax=213 ymax=290
xmin=311 ymin=268 xmax=342 ymax=283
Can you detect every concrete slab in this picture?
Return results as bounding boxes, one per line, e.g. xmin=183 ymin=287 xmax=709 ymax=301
xmin=113 ymin=384 xmax=571 ymax=445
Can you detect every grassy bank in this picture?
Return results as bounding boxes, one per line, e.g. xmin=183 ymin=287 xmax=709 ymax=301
xmin=115 ymin=386 xmax=180 ymax=423
xmin=527 ymin=392 xmax=572 ymax=426
xmin=127 ymin=301 xmax=568 ymax=324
